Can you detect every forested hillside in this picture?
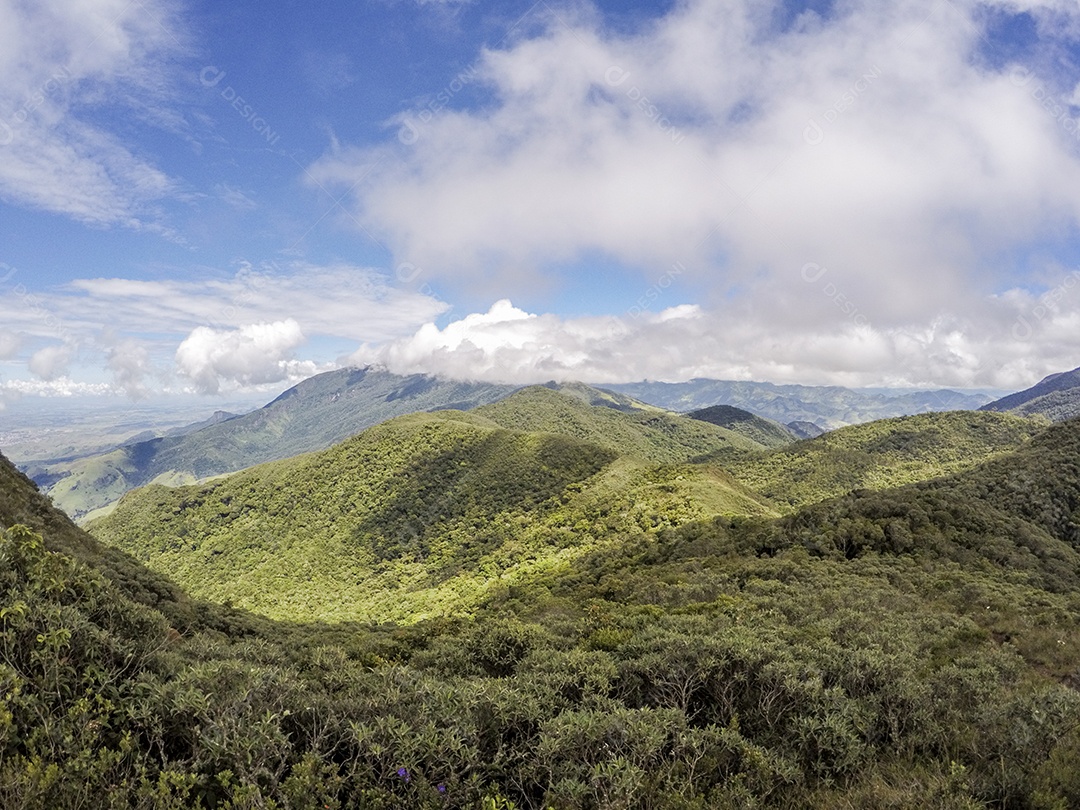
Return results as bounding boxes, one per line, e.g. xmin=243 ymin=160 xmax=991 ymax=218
xmin=4 ymin=390 xmax=1080 ymax=808
xmin=719 ymin=410 xmax=1042 ymax=511
xmin=89 ymin=406 xmax=773 ymax=622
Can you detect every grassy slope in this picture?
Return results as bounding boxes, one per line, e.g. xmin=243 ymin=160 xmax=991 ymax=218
xmin=718 ymin=410 xmax=1042 ymax=511
xmin=90 ymin=409 xmax=774 ymax=623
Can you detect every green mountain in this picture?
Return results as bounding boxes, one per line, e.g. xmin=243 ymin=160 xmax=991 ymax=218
xmin=686 ymin=404 xmax=798 ymax=448
xmin=23 ymin=367 xmax=517 ymax=520
xmin=475 ymin=384 xmax=766 ymax=461
xmin=89 ymin=405 xmax=773 ymax=623
xmin=718 ymin=410 xmax=1042 ymax=511
xmin=605 ymin=378 xmax=994 ymax=427
xmin=981 ymin=365 xmax=1080 ymax=422
xmin=5 ymin=408 xmax=1080 ymax=806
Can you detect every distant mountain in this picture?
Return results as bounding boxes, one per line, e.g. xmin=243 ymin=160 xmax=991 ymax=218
xmin=980 ymin=366 xmax=1080 ymax=422
xmin=786 ymin=420 xmax=826 ymax=439
xmin=604 ymin=379 xmax=993 ymax=427
xmin=718 ymin=410 xmax=1042 ymax=511
xmin=474 ymin=385 xmax=765 ymax=462
xmin=686 ymin=405 xmax=798 ymax=448
xmin=25 ymin=368 xmax=516 ymax=519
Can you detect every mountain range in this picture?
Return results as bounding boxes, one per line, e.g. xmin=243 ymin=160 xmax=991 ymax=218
xmin=17 ymin=368 xmax=1013 ymax=522
xmin=21 ymin=368 xmax=517 ymax=520
xmin=88 ymin=386 xmax=1041 ymax=625
xmin=604 ymin=378 xmax=995 ymax=426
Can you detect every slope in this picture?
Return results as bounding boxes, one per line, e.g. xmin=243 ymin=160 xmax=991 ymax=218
xmin=474 ymin=385 xmax=766 ymax=461
xmin=605 ymin=378 xmax=994 ymax=427
xmin=686 ymin=404 xmax=798 ymax=448
xmin=717 ymin=410 xmax=1042 ymax=511
xmin=0 ymin=448 xmax=220 ymax=632
xmin=89 ymin=408 xmax=774 ymax=623
xmin=27 ymin=367 xmax=517 ymax=519
xmin=981 ymin=365 xmax=1080 ymax=422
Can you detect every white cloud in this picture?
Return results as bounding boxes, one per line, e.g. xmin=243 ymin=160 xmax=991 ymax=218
xmin=310 ymin=0 xmax=1080 ymax=384
xmin=0 ymin=0 xmax=184 ymax=227
xmin=5 ymin=263 xmax=448 ymax=345
xmin=0 ymin=378 xmax=111 ymax=398
xmin=106 ymin=338 xmax=153 ymax=400
xmin=0 ymin=262 xmax=450 ymax=395
xmin=28 ymin=344 xmax=73 ymax=381
xmin=356 ymin=283 xmax=1080 ymax=389
xmin=0 ymin=329 xmax=19 ymax=359
xmin=175 ymin=319 xmax=319 ymax=394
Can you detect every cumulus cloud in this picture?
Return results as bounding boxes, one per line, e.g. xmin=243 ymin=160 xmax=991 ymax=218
xmin=311 ymin=0 xmax=1080 ymax=385
xmin=105 ymin=338 xmax=153 ymax=400
xmin=175 ymin=319 xmax=318 ymax=394
xmin=28 ymin=344 xmax=73 ymax=381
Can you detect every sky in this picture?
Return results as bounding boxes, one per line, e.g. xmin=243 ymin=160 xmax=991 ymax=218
xmin=2 ymin=0 xmax=1080 ymax=407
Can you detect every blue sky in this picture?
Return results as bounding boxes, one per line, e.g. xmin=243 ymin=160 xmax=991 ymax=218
xmin=2 ymin=0 xmax=1080 ymax=404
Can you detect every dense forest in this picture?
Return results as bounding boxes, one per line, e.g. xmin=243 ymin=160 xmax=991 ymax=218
xmin=1 ymin=391 xmax=1079 ymax=808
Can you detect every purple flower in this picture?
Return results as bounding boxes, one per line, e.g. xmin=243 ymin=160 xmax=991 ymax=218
xmin=397 ymin=767 xmax=410 ymax=782
xmin=438 ymin=783 xmax=447 ymax=794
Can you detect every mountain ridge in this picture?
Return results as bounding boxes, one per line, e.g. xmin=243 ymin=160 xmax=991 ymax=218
xmin=980 ymin=365 xmax=1080 ymax=422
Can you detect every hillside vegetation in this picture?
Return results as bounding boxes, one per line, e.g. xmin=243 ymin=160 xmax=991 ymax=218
xmin=475 ymin=385 xmax=766 ymax=461
xmin=719 ymin=410 xmax=1042 ymax=511
xmin=4 ymin=412 xmax=1080 ymax=807
xmin=90 ymin=409 xmax=773 ymax=622
xmin=687 ymin=404 xmax=798 ymax=448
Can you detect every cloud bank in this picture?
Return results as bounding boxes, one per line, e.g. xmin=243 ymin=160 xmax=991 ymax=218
xmin=314 ymin=0 xmax=1080 ymax=386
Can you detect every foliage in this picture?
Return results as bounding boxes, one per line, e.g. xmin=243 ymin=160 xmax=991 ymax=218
xmin=687 ymin=404 xmax=798 ymax=448
xmin=475 ymin=385 xmax=766 ymax=461
xmin=718 ymin=410 xmax=1042 ymax=511
xmin=5 ymin=407 xmax=1080 ymax=807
